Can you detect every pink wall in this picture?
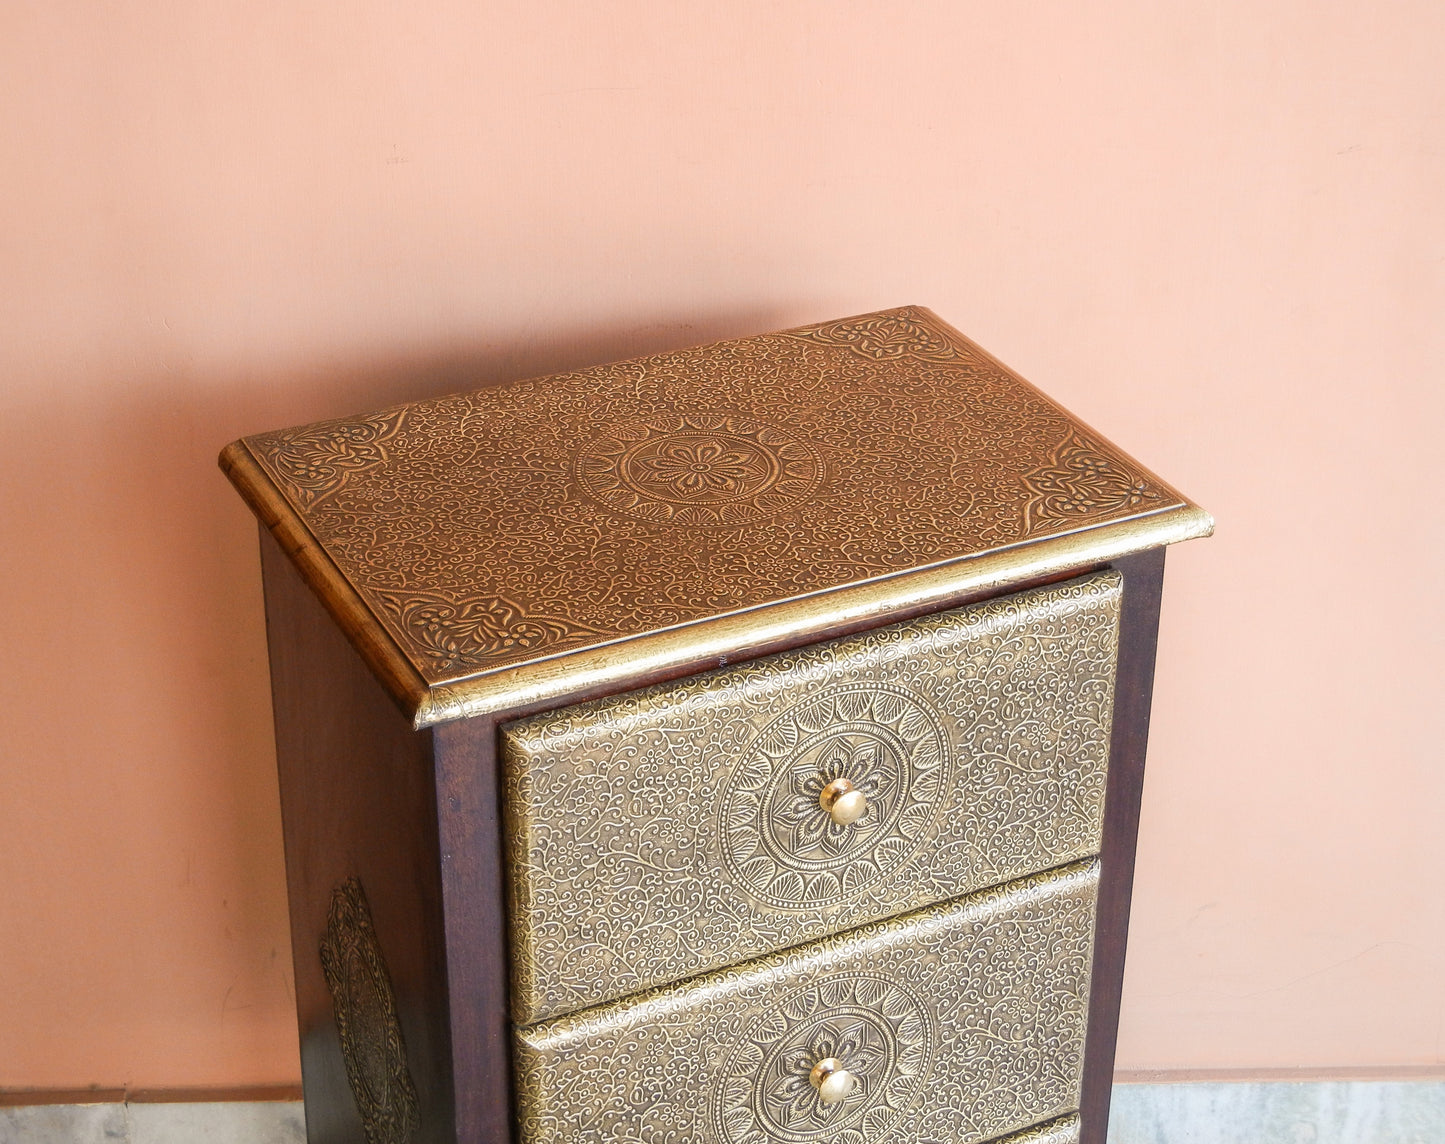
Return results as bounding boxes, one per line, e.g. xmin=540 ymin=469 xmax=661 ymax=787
xmin=2 ymin=1 xmax=1441 ymax=1090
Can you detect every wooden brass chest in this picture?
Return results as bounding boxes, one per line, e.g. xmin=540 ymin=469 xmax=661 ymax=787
xmin=221 ymin=307 xmax=1210 ymax=1144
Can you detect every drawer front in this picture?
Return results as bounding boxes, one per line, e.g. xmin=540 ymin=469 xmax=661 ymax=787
xmin=999 ymin=1116 xmax=1081 ymax=1144
xmin=503 ymin=572 xmax=1121 ymax=1022
xmin=514 ymin=860 xmax=1099 ymax=1144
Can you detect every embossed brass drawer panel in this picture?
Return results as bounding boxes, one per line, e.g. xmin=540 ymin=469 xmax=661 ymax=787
xmin=514 ymin=859 xmax=1098 ymax=1144
xmin=502 ymin=572 xmax=1121 ymax=1022
xmin=1001 ymin=1115 xmax=1082 ymax=1144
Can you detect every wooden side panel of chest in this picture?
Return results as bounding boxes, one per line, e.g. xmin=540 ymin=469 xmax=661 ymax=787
xmin=261 ymin=530 xmax=510 ymax=1144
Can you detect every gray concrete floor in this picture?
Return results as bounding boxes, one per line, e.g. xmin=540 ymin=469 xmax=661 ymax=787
xmin=0 ymin=1101 xmax=303 ymax=1144
xmin=2 ymin=1082 xmax=1442 ymax=1142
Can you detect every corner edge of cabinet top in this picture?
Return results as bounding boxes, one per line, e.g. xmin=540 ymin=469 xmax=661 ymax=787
xmin=219 ymin=306 xmax=1213 ymax=728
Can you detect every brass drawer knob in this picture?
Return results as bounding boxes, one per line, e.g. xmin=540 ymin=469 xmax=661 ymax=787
xmin=819 ymin=777 xmax=869 ymax=825
xmin=808 ymin=1057 xmax=858 ymax=1105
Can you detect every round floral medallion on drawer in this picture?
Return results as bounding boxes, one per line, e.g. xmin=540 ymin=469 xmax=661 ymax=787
xmin=712 ymin=974 xmax=937 ymax=1144
xmin=574 ymin=415 xmax=824 ymax=527
xmin=720 ymin=684 xmax=952 ymax=910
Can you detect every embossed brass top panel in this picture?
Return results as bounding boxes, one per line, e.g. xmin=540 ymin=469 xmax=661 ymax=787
xmin=503 ymin=573 xmax=1120 ymax=1023
xmin=220 ymin=306 xmax=1211 ymax=724
xmin=513 ymin=859 xmax=1099 ymax=1144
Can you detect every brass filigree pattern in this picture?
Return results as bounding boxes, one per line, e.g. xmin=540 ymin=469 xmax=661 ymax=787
xmin=575 ymin=414 xmax=825 ymax=527
xmin=371 ymin=590 xmax=610 ymax=675
xmin=319 ymin=878 xmax=420 ymax=1144
xmin=233 ymin=306 xmax=1182 ymax=685
xmin=513 ymin=860 xmax=1098 ymax=1144
xmin=720 ymin=684 xmax=952 ymax=910
xmin=715 ymin=974 xmax=935 ymax=1142
xmin=502 ymin=573 xmax=1121 ymax=1023
xmin=787 ymin=308 xmax=965 ymax=362
xmin=1021 ymin=430 xmax=1165 ymax=536
xmin=1002 ymin=1114 xmax=1082 ymax=1144
xmin=250 ymin=408 xmax=406 ymax=508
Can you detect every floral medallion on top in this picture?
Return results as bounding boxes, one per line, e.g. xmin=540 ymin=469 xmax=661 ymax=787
xmin=575 ymin=415 xmax=824 ymax=527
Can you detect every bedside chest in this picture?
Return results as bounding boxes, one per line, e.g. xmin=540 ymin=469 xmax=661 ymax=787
xmin=220 ymin=306 xmax=1210 ymax=1144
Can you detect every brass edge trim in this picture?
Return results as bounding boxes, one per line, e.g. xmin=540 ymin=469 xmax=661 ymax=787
xmin=218 ymin=440 xmax=432 ymax=716
xmin=416 ymin=504 xmax=1212 ymax=726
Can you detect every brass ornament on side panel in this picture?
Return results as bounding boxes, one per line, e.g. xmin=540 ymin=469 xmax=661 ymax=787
xmin=502 ymin=573 xmax=1122 ymax=1023
xmin=319 ymin=878 xmax=420 ymax=1144
xmin=513 ymin=861 xmax=1099 ymax=1144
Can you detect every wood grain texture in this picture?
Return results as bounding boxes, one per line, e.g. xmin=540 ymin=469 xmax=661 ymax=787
xmin=432 ymin=716 xmax=515 ymax=1143
xmin=260 ymin=529 xmax=457 ymax=1144
xmin=1079 ymin=546 xmax=1167 ymax=1144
